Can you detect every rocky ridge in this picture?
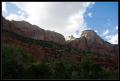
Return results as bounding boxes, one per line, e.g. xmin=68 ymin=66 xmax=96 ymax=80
xmin=67 ymin=30 xmax=119 ymax=56
xmin=1 ymin=16 xmax=118 ymax=55
xmin=1 ymin=16 xmax=65 ymax=45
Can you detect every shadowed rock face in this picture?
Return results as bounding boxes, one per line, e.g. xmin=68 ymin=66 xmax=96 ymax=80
xmin=2 ymin=17 xmax=65 ymax=45
xmin=1 ymin=16 xmax=10 ymax=30
xmin=10 ymin=20 xmax=45 ymax=40
xmin=114 ymin=44 xmax=119 ymax=55
xmin=68 ymin=30 xmax=118 ymax=55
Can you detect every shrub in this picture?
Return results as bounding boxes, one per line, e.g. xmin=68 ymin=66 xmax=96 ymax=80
xmin=76 ymin=59 xmax=117 ymax=79
xmin=27 ymin=62 xmax=51 ymax=79
xmin=53 ymin=60 xmax=72 ymax=79
xmin=2 ymin=44 xmax=117 ymax=79
xmin=2 ymin=44 xmax=35 ymax=79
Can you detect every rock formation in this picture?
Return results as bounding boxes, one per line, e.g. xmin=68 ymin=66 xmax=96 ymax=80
xmin=81 ymin=30 xmax=104 ymax=47
xmin=68 ymin=30 xmax=118 ymax=55
xmin=1 ymin=16 xmax=118 ymax=55
xmin=2 ymin=16 xmax=118 ymax=71
xmin=1 ymin=16 xmax=65 ymax=45
xmin=44 ymin=30 xmax=65 ymax=44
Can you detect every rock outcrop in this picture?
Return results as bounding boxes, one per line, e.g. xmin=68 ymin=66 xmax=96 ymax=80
xmin=1 ymin=16 xmax=65 ymax=45
xmin=44 ymin=30 xmax=65 ymax=44
xmin=81 ymin=30 xmax=104 ymax=47
xmin=68 ymin=30 xmax=118 ymax=55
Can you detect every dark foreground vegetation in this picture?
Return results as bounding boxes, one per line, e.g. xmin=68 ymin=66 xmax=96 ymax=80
xmin=2 ymin=44 xmax=118 ymax=79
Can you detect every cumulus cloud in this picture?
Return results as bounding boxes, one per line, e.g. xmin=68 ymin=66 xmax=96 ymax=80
xmin=95 ymin=30 xmax=98 ymax=33
xmin=105 ymin=34 xmax=118 ymax=44
xmin=6 ymin=13 xmax=26 ymax=21
xmin=2 ymin=2 xmax=7 ymax=14
xmin=101 ymin=29 xmax=109 ymax=37
xmin=103 ymin=26 xmax=118 ymax=44
xmin=88 ymin=12 xmax=92 ymax=18
xmin=4 ymin=2 xmax=95 ymax=40
xmin=116 ymin=26 xmax=118 ymax=30
xmin=18 ymin=10 xmax=21 ymax=14
xmin=66 ymin=11 xmax=88 ymax=38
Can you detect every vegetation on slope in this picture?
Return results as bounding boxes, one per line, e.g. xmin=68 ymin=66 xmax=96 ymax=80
xmin=2 ymin=44 xmax=118 ymax=79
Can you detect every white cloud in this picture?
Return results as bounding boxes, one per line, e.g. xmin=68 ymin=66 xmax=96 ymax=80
xmin=4 ymin=2 xmax=95 ymax=40
xmin=18 ymin=10 xmax=21 ymax=14
xmin=103 ymin=25 xmax=118 ymax=44
xmin=66 ymin=11 xmax=88 ymax=38
xmin=2 ymin=2 xmax=7 ymax=13
xmin=88 ymin=12 xmax=92 ymax=18
xmin=107 ymin=34 xmax=118 ymax=44
xmin=101 ymin=29 xmax=109 ymax=37
xmin=6 ymin=13 xmax=26 ymax=21
xmin=116 ymin=26 xmax=118 ymax=30
xmin=95 ymin=30 xmax=98 ymax=33
xmin=105 ymin=35 xmax=112 ymax=40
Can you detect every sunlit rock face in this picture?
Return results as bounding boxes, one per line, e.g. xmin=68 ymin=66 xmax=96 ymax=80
xmin=81 ymin=30 xmax=97 ymax=42
xmin=81 ymin=30 xmax=104 ymax=47
xmin=44 ymin=30 xmax=65 ymax=45
xmin=68 ymin=30 xmax=118 ymax=55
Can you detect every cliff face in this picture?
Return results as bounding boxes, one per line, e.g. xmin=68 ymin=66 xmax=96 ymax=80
xmin=68 ymin=30 xmax=118 ymax=55
xmin=1 ymin=16 xmax=118 ymax=55
xmin=44 ymin=30 xmax=65 ymax=45
xmin=1 ymin=16 xmax=119 ymax=71
xmin=1 ymin=17 xmax=65 ymax=45
xmin=1 ymin=16 xmax=10 ymax=30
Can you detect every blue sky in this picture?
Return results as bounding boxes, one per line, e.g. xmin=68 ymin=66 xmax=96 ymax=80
xmin=85 ymin=2 xmax=118 ymax=35
xmin=2 ymin=2 xmax=118 ymax=44
xmin=2 ymin=2 xmax=28 ymax=19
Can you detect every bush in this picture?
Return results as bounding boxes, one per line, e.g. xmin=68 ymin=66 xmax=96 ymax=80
xmin=2 ymin=44 xmax=35 ymax=79
xmin=76 ymin=60 xmax=117 ymax=79
xmin=27 ymin=62 xmax=51 ymax=79
xmin=1 ymin=43 xmax=117 ymax=79
xmin=53 ymin=60 xmax=72 ymax=79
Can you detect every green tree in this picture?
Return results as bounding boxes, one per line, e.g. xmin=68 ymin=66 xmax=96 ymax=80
xmin=2 ymin=44 xmax=35 ymax=79
xmin=76 ymin=59 xmax=117 ymax=79
xmin=53 ymin=60 xmax=72 ymax=79
xmin=28 ymin=62 xmax=51 ymax=79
